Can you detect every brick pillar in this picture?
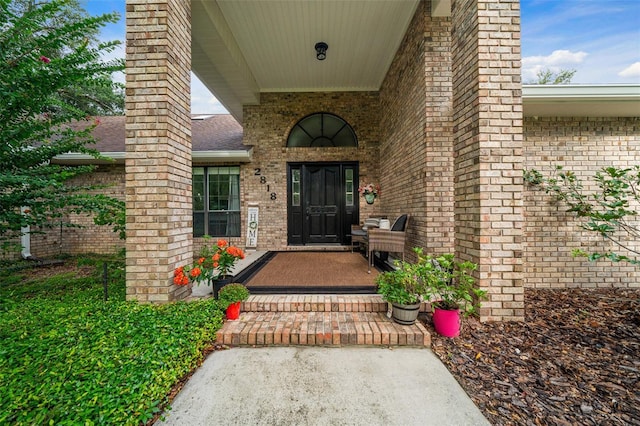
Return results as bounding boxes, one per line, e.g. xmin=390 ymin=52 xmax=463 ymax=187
xmin=424 ymin=1 xmax=454 ymax=252
xmin=125 ymin=0 xmax=192 ymax=302
xmin=451 ymin=0 xmax=524 ymax=321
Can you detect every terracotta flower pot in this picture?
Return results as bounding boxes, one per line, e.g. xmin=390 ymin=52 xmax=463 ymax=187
xmin=226 ymin=301 xmax=241 ymax=320
xmin=432 ymin=307 xmax=461 ymax=337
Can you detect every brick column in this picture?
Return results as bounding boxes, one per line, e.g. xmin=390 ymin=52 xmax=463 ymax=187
xmin=424 ymin=1 xmax=454 ymax=253
xmin=125 ymin=0 xmax=192 ymax=302
xmin=451 ymin=0 xmax=524 ymax=321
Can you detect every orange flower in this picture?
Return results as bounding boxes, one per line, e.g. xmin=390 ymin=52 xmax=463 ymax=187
xmin=232 ymin=247 xmax=245 ymax=258
xmin=198 ymin=257 xmax=205 ymax=264
xmin=213 ymin=262 xmax=219 ymax=268
xmin=173 ymin=272 xmax=189 ymax=285
xmin=212 ymin=253 xmax=221 ymax=261
xmin=189 ymin=267 xmax=202 ymax=278
xmin=227 ymin=246 xmax=242 ymax=257
xmin=217 ymin=239 xmax=228 ymax=248
xmin=174 ymin=266 xmax=184 ymax=277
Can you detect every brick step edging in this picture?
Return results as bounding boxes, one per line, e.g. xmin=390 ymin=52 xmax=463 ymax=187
xmin=216 ymin=311 xmax=431 ymax=347
xmin=242 ymin=295 xmax=430 ymax=313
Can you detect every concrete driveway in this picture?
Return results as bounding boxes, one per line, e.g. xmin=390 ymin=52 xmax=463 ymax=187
xmin=157 ymin=347 xmax=489 ymax=426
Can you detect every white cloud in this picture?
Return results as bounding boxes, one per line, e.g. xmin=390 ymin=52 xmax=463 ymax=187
xmin=190 ymin=73 xmax=228 ymax=114
xmin=618 ymin=62 xmax=640 ymax=78
xmin=522 ymin=49 xmax=589 ymax=83
xmin=522 ymin=49 xmax=588 ymax=67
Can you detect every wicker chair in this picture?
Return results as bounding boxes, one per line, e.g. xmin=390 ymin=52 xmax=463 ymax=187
xmin=366 ymin=214 xmax=410 ymax=273
xmin=351 ymin=217 xmax=382 ymax=252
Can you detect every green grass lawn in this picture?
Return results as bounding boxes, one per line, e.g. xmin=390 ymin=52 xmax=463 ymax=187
xmin=0 ymin=254 xmax=224 ymax=425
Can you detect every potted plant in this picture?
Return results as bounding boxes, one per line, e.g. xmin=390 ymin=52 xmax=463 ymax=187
xmin=217 ymin=283 xmax=250 ymax=320
xmin=375 ymin=256 xmax=424 ymax=325
xmin=416 ymin=249 xmax=486 ymax=337
xmin=358 ymin=183 xmax=380 ymax=205
xmin=172 ymin=237 xmax=246 ymax=298
xmin=208 ymin=238 xmax=246 ymax=297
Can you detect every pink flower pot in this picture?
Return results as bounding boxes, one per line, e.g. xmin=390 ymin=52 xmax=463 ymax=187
xmin=433 ymin=307 xmax=461 ymax=337
xmin=226 ymin=301 xmax=241 ymax=320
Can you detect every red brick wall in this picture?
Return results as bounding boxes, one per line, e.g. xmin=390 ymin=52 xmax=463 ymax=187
xmin=523 ymin=116 xmax=640 ymax=288
xmin=379 ymin=0 xmax=455 ymax=259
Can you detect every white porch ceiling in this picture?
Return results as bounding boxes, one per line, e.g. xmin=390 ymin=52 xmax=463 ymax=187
xmin=192 ymin=2 xmax=638 ymax=123
xmin=192 ymin=0 xmax=430 ymax=122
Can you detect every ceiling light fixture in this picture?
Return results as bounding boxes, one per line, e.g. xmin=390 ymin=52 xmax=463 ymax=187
xmin=315 ymin=42 xmax=328 ymax=61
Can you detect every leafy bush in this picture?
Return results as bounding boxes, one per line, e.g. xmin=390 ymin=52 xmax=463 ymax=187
xmin=525 ymin=166 xmax=640 ymax=266
xmin=0 ymin=256 xmax=224 ymax=425
xmin=415 ymin=250 xmax=485 ymax=315
xmin=1 ymin=0 xmax=127 ymax=244
xmin=375 ymin=255 xmax=425 ymax=305
xmin=217 ymin=283 xmax=250 ymax=309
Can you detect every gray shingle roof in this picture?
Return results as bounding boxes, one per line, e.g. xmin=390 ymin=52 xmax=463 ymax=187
xmin=80 ymin=115 xmax=246 ymax=153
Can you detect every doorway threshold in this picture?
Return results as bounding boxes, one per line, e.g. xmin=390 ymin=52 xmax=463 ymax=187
xmin=284 ymin=245 xmax=351 ymax=252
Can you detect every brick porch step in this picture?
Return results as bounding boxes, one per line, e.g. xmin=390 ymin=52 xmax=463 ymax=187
xmin=216 ymin=295 xmax=431 ymax=347
xmin=241 ymin=294 xmax=430 ymax=313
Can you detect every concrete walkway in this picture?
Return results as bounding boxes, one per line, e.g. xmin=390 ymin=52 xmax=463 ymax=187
xmin=157 ymin=347 xmax=489 ymax=426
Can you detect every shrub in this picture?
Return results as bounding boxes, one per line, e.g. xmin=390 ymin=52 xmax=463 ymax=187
xmin=415 ymin=250 xmax=486 ymax=315
xmin=218 ymin=283 xmax=250 ymax=309
xmin=0 ymin=256 xmax=224 ymax=425
xmin=375 ymin=256 xmax=424 ymax=305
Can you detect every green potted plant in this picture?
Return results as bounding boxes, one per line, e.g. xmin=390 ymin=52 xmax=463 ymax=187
xmin=217 ymin=283 xmax=250 ymax=320
xmin=172 ymin=237 xmax=246 ymax=298
xmin=375 ymin=255 xmax=425 ymax=325
xmin=416 ymin=249 xmax=486 ymax=337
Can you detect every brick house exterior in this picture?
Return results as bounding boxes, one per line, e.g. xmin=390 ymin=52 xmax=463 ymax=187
xmin=25 ymin=0 xmax=640 ymax=321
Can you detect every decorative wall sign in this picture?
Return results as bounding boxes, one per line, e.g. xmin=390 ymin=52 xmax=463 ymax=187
xmin=246 ymin=205 xmax=259 ymax=248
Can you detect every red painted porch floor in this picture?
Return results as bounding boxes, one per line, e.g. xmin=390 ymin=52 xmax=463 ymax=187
xmin=215 ymin=295 xmax=431 ymax=347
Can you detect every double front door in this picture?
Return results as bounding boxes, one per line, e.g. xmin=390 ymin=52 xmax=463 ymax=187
xmin=287 ymin=162 xmax=358 ymax=245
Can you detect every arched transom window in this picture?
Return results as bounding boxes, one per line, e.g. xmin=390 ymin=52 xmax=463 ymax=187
xmin=287 ymin=113 xmax=358 ymax=147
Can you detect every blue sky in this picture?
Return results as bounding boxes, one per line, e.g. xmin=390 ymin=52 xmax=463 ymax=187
xmin=521 ymin=0 xmax=640 ymax=83
xmin=84 ymin=0 xmax=640 ymax=114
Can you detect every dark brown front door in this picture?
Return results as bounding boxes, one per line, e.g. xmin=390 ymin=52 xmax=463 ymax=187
xmin=287 ymin=162 xmax=358 ymax=245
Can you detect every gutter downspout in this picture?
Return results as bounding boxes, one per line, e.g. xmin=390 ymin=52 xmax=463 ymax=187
xmin=20 ymin=206 xmax=33 ymax=260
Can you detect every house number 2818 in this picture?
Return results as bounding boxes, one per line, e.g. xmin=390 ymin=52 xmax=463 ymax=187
xmin=254 ymin=168 xmax=277 ymax=200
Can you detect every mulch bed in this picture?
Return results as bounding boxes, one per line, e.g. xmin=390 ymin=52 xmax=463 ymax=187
xmin=18 ymin=262 xmax=95 ymax=280
xmin=424 ymin=288 xmax=640 ymax=425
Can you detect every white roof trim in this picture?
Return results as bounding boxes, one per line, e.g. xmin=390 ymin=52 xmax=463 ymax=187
xmin=523 ymin=84 xmax=640 ymax=117
xmin=53 ymin=149 xmax=253 ymax=165
xmin=193 ymin=149 xmax=253 ymax=163
xmin=523 ymin=84 xmax=640 ymax=100
xmin=52 ymin=152 xmax=125 ymax=164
